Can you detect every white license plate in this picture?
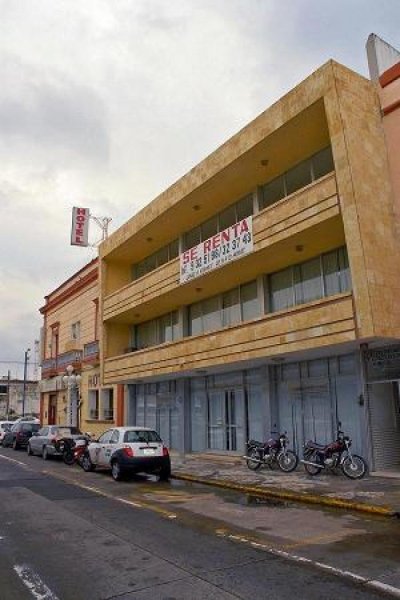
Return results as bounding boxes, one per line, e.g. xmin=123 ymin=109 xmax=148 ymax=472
xmin=143 ymin=448 xmax=155 ymax=456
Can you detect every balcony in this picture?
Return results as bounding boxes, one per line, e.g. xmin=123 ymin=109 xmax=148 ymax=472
xmin=41 ymin=357 xmax=57 ymax=378
xmin=103 ymin=173 xmax=340 ymax=323
xmin=83 ymin=340 xmax=100 ymax=364
xmin=56 ymin=350 xmax=82 ymax=372
xmin=103 ymin=293 xmax=355 ymax=385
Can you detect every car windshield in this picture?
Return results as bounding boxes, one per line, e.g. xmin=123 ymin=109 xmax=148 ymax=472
xmin=1 ymin=424 xmax=11 ymax=431
xmin=22 ymin=424 xmax=40 ymax=432
xmin=124 ymin=430 xmax=162 ymax=443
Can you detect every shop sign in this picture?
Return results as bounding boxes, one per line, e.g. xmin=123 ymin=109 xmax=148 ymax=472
xmin=180 ymin=217 xmax=253 ymax=284
xmin=363 ymin=345 xmax=400 ymax=381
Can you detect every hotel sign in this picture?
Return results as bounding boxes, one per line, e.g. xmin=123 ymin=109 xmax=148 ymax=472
xmin=180 ymin=216 xmax=253 ymax=284
xmin=71 ymin=207 xmax=90 ymax=246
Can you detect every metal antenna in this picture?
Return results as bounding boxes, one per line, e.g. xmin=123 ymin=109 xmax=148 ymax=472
xmin=89 ymin=213 xmax=112 ymax=247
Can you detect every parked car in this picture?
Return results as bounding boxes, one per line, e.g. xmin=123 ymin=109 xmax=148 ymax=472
xmin=81 ymin=427 xmax=171 ymax=481
xmin=0 ymin=421 xmax=14 ymax=445
xmin=3 ymin=422 xmax=41 ymax=449
xmin=14 ymin=416 xmax=40 ymax=424
xmin=27 ymin=425 xmax=82 ymax=460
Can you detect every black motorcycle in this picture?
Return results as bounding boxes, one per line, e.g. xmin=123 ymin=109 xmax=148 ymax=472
xmin=245 ymin=433 xmax=298 ymax=473
xmin=302 ymin=429 xmax=367 ymax=479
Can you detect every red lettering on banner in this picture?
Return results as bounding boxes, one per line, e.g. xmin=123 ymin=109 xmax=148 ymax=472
xmin=221 ymin=230 xmax=230 ymax=242
xmin=203 ymin=239 xmax=212 ymax=253
xmin=240 ymin=219 xmax=248 ymax=233
xmin=77 ymin=208 xmax=86 ymax=215
xmin=212 ymin=234 xmax=221 ymax=249
xmin=190 ymin=247 xmax=198 ymax=261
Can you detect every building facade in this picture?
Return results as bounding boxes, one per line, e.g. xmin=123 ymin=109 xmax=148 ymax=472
xmin=100 ymin=59 xmax=400 ymax=471
xmin=40 ymin=259 xmax=123 ymax=437
xmin=0 ymin=378 xmax=39 ymax=419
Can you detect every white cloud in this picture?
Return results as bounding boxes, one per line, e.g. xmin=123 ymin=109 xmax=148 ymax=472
xmin=1 ymin=0 xmax=400 ymax=374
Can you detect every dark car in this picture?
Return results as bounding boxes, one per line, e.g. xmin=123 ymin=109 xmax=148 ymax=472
xmin=3 ymin=422 xmax=41 ymax=449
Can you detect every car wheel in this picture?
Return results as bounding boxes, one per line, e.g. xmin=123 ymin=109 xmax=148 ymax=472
xmin=81 ymin=452 xmax=95 ymax=472
xmin=111 ymin=460 xmax=123 ymax=481
xmin=42 ymin=446 xmax=49 ymax=460
xmin=12 ymin=439 xmax=19 ymax=451
xmin=158 ymin=467 xmax=171 ymax=481
xmin=27 ymin=443 xmax=33 ymax=456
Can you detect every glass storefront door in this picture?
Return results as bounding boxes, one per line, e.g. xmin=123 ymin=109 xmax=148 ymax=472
xmin=207 ymin=388 xmax=245 ymax=451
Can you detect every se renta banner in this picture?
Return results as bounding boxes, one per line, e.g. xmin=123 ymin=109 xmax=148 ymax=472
xmin=180 ymin=216 xmax=253 ymax=284
xmin=71 ymin=207 xmax=90 ymax=246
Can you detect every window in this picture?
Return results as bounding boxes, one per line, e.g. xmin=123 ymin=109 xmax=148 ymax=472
xmin=71 ymin=321 xmax=81 ymax=341
xmin=98 ymin=430 xmax=113 ymax=444
xmin=110 ymin=429 xmax=120 ymax=444
xmin=268 ymin=247 xmax=351 ymax=313
xmin=269 ymin=268 xmax=294 ymax=312
xmin=222 ymin=288 xmax=241 ymax=327
xmin=240 ymin=281 xmax=260 ymax=321
xmin=184 ymin=193 xmax=254 ymax=251
xmin=260 ymin=146 xmax=334 ymax=212
xmin=285 ymin=159 xmax=312 ymax=196
xmin=123 ymin=429 xmax=161 ymax=443
xmin=39 ymin=427 xmax=49 ymax=436
xmin=189 ymin=280 xmax=259 ymax=336
xmin=260 ymin=176 xmax=285 ymax=210
xmin=102 ymin=388 xmax=114 ymax=421
xmin=88 ymin=389 xmax=99 ymax=420
xmin=136 ymin=311 xmax=181 ymax=350
xmin=312 ymin=146 xmax=334 ymax=180
xmin=133 ymin=239 xmax=179 ymax=280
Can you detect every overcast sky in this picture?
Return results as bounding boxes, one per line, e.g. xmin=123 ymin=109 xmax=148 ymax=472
xmin=1 ymin=0 xmax=399 ymax=378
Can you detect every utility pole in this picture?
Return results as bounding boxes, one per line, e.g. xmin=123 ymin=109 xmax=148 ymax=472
xmin=6 ymin=370 xmax=10 ymax=419
xmin=22 ymin=348 xmax=30 ymax=417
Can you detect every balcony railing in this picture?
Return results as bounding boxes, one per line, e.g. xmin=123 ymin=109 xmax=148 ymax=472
xmin=56 ymin=350 xmax=82 ymax=370
xmin=41 ymin=350 xmax=83 ymax=380
xmin=83 ymin=340 xmax=99 ymax=362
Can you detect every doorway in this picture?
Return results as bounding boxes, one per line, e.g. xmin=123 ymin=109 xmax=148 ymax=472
xmin=48 ymin=395 xmax=57 ymax=425
xmin=207 ymin=388 xmax=245 ymax=451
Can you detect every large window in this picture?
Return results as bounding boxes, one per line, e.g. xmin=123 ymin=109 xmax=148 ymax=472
xmin=189 ymin=280 xmax=261 ymax=336
xmin=184 ymin=194 xmax=253 ymax=251
xmin=260 ymin=146 xmax=334 ymax=211
xmin=135 ymin=311 xmax=180 ymax=349
xmin=133 ymin=239 xmax=179 ymax=280
xmin=268 ymin=246 xmax=351 ymax=313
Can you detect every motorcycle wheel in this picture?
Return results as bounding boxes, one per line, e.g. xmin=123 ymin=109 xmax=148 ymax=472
xmin=63 ymin=451 xmax=75 ymax=466
xmin=342 ymin=455 xmax=367 ymax=480
xmin=277 ymin=450 xmax=298 ymax=473
xmin=246 ymin=448 xmax=262 ymax=471
xmin=304 ymin=452 xmax=322 ymax=476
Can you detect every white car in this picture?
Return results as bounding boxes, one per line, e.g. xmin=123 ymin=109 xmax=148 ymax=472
xmin=0 ymin=421 xmax=14 ymax=445
xmin=81 ymin=426 xmax=171 ymax=482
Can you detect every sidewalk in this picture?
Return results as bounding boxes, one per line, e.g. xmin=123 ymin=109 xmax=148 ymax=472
xmin=170 ymin=452 xmax=400 ymax=517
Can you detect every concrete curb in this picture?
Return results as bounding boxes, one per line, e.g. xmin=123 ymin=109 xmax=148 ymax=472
xmin=171 ymin=472 xmax=399 ymax=518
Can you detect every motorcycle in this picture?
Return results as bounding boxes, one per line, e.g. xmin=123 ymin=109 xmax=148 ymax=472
xmin=56 ymin=435 xmax=91 ymax=466
xmin=302 ymin=428 xmax=367 ymax=479
xmin=244 ymin=432 xmax=298 ymax=473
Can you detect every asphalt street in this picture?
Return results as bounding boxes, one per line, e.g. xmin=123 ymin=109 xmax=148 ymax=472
xmin=0 ymin=448 xmax=395 ymax=600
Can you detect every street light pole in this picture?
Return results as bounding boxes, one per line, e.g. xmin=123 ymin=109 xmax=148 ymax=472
xmin=63 ymin=365 xmax=82 ymax=427
xmin=22 ymin=348 xmax=31 ymax=417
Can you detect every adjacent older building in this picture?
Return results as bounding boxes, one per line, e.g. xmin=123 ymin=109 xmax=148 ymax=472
xmin=0 ymin=377 xmax=39 ymax=419
xmin=40 ymin=258 xmax=123 ymax=437
xmin=99 ymin=56 xmax=400 ymax=472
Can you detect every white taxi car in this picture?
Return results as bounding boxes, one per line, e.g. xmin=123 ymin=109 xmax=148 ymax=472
xmin=81 ymin=426 xmax=171 ymax=482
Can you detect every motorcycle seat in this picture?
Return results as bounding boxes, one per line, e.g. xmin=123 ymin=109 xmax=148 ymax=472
xmin=248 ymin=439 xmax=263 ymax=448
xmin=305 ymin=441 xmax=327 ymax=450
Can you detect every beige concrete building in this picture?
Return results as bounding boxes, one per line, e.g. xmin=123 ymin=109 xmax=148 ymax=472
xmin=40 ymin=259 xmax=123 ymax=437
xmin=100 ymin=57 xmax=400 ymax=470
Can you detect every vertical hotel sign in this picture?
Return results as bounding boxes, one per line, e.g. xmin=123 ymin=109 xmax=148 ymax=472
xmin=71 ymin=207 xmax=90 ymax=246
xmin=180 ymin=216 xmax=253 ymax=284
